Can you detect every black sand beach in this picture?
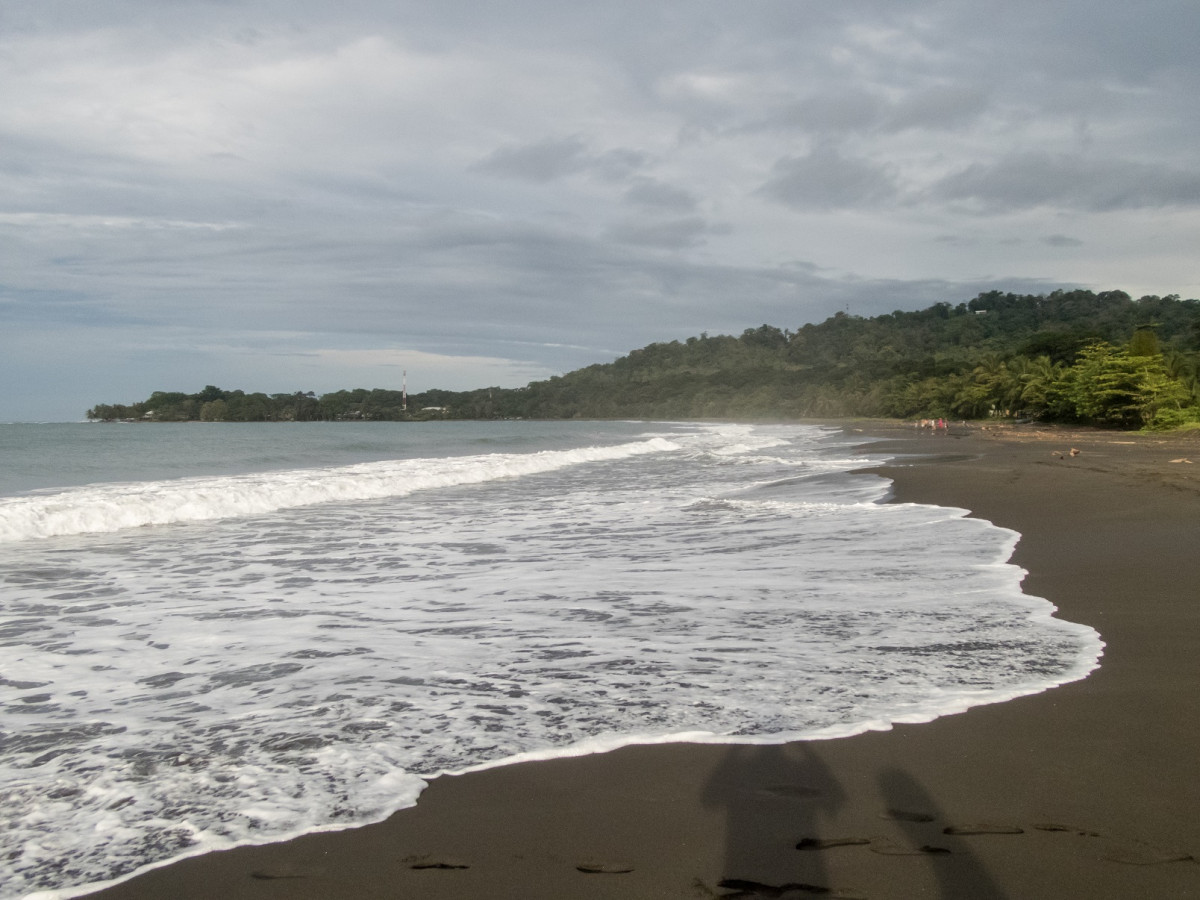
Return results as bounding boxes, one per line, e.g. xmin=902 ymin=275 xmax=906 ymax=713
xmin=81 ymin=422 xmax=1200 ymax=899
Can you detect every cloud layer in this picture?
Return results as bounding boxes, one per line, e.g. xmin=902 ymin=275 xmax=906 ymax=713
xmin=2 ymin=1 xmax=1199 ymax=419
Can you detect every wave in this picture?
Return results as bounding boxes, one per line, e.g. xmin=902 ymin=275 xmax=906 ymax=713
xmin=0 ymin=437 xmax=679 ymax=543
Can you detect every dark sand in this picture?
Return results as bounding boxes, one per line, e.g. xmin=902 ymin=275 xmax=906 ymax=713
xmin=81 ymin=423 xmax=1200 ymax=899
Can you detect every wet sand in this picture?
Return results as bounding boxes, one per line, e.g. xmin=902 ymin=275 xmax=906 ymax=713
xmin=80 ymin=422 xmax=1200 ymax=899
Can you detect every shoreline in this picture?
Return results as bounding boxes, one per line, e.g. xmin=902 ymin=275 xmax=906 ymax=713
xmin=73 ymin=422 xmax=1200 ymax=899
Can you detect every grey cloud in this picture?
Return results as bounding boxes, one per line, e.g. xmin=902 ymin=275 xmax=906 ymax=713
xmin=472 ymin=137 xmax=647 ymax=184
xmin=1043 ymin=234 xmax=1083 ymax=247
xmin=760 ymin=146 xmax=898 ymax=210
xmin=472 ymin=136 xmax=591 ymax=183
xmin=758 ymin=84 xmax=988 ymax=137
xmin=623 ymin=179 xmax=699 ymax=213
xmin=591 ymin=149 xmax=650 ymax=182
xmin=930 ymin=152 xmax=1200 ymax=212
xmin=773 ymin=89 xmax=886 ymax=134
xmin=606 ymin=217 xmax=716 ymax=249
xmin=885 ymin=85 xmax=989 ymax=131
xmin=930 ymin=0 xmax=1200 ymax=85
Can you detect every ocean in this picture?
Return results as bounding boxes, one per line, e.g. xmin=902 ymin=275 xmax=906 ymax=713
xmin=0 ymin=420 xmax=1102 ymax=899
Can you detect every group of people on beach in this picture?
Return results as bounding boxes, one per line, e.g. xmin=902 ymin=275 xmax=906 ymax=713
xmin=917 ymin=418 xmax=948 ymax=432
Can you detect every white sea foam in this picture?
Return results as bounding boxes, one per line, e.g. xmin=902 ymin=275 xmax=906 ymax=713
xmin=0 ymin=421 xmax=1103 ymax=899
xmin=0 ymin=437 xmax=677 ymax=543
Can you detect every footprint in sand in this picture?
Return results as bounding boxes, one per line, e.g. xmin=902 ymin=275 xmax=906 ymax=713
xmin=793 ymin=831 xmax=949 ymax=856
xmin=576 ymin=860 xmax=635 ymax=874
xmin=800 ymin=814 xmax=1194 ymax=868
xmin=403 ymin=854 xmax=471 ymax=870
xmin=867 ymin=836 xmax=951 ymax=856
xmin=942 ymin=824 xmax=1024 ymax=835
xmin=947 ymin=822 xmax=1194 ymax=865
xmin=1100 ymin=841 xmax=1196 ymax=866
xmin=796 ymin=837 xmax=871 ymax=850
xmin=879 ymin=808 xmax=936 ymax=823
xmin=249 ymin=868 xmax=317 ymax=880
xmin=1033 ymin=822 xmax=1101 ymax=837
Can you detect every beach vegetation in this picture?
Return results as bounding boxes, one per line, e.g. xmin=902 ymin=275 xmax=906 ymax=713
xmin=87 ymin=289 xmax=1200 ymax=431
xmin=1059 ymin=342 xmax=1182 ymax=428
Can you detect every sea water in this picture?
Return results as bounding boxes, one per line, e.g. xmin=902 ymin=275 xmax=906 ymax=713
xmin=0 ymin=420 xmax=1102 ymax=899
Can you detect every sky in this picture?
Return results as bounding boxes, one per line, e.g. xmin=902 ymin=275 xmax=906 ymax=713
xmin=3 ymin=1 xmax=1200 ymax=421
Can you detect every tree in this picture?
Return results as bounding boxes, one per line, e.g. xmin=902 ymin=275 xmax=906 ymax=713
xmin=1134 ymin=364 xmax=1192 ymax=428
xmin=1128 ymin=326 xmax=1161 ymax=357
xmin=199 ymin=399 xmax=229 ymax=421
xmin=84 ymin=291 xmax=1200 ymax=427
xmin=1018 ymin=356 xmax=1070 ymax=420
xmin=1063 ymin=342 xmax=1191 ymax=428
xmin=1064 ymin=343 xmax=1145 ymax=426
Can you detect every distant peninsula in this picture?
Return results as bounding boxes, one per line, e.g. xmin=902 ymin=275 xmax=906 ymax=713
xmin=88 ymin=290 xmax=1200 ymax=430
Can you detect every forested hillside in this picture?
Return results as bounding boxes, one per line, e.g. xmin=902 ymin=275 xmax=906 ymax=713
xmin=89 ymin=289 xmax=1200 ymax=429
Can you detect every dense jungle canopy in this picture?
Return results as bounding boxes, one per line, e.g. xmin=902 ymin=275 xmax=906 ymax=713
xmin=88 ymin=289 xmax=1200 ymax=430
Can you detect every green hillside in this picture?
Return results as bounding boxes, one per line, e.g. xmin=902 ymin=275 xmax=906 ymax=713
xmin=89 ymin=289 xmax=1200 ymax=430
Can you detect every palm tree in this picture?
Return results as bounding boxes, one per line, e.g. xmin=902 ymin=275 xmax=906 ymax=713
xmin=1018 ymin=355 xmax=1067 ymax=419
xmin=1162 ymin=351 xmax=1200 ymax=403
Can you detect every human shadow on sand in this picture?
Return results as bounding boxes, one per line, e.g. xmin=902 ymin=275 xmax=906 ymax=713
xmin=701 ymin=744 xmax=1015 ymax=899
xmin=874 ymin=767 xmax=1007 ymax=899
xmin=703 ymin=742 xmax=848 ymax=897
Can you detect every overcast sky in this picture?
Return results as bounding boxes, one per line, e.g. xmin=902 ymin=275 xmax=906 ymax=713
xmin=4 ymin=1 xmax=1199 ymax=420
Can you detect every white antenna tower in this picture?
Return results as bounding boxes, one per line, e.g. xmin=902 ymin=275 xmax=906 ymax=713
xmin=402 ymin=370 xmax=407 ymax=412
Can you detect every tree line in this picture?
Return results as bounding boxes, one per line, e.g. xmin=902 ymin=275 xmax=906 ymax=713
xmin=88 ymin=289 xmax=1200 ymax=430
xmin=85 ymin=386 xmax=454 ymax=424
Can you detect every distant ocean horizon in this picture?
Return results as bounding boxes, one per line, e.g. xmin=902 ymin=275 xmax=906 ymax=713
xmin=0 ymin=420 xmax=1102 ymax=899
